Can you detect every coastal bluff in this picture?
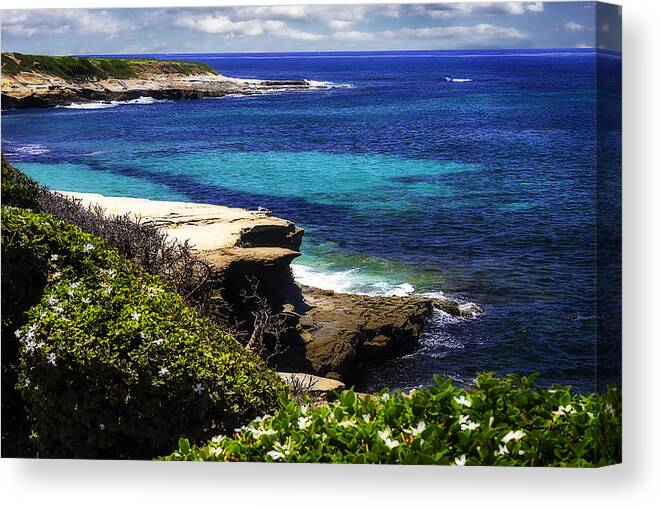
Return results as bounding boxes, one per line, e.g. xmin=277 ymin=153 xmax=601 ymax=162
xmin=1 ymin=52 xmax=312 ymax=109
xmin=58 ymin=192 xmax=469 ymax=385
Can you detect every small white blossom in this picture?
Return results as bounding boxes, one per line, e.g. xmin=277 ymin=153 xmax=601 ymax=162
xmin=24 ymin=378 xmax=31 ymax=388
xmin=362 ymin=414 xmax=371 ymax=423
xmin=159 ymin=367 xmax=169 ymax=376
xmin=381 ymin=392 xmax=390 ymax=401
xmin=494 ymin=444 xmax=509 ymax=457
xmin=48 ymin=296 xmax=58 ymax=306
xmin=501 ymin=430 xmax=525 ymax=443
xmin=15 ymin=329 xmax=22 ymax=338
xmin=193 ymin=383 xmax=205 ymax=395
xmin=50 ymin=254 xmax=59 ymax=262
xmin=267 ymin=449 xmax=285 ymax=461
xmin=210 ymin=446 xmax=224 ymax=456
xmin=130 ymin=312 xmax=141 ymax=321
xmin=298 ymin=416 xmax=312 ymax=430
xmin=404 ymin=421 xmax=427 ymax=437
xmin=81 ymin=297 xmax=91 ymax=304
xmin=46 ymin=352 xmax=57 ymax=366
xmin=454 ymin=395 xmax=472 ymax=407
xmin=518 ymin=450 xmax=525 ymax=455
xmin=460 ymin=420 xmax=480 ymax=431
xmin=552 ymin=404 xmax=576 ymax=417
xmin=252 ymin=415 xmax=271 ymax=424
xmin=211 ymin=435 xmax=225 ymax=444
xmin=300 ymin=404 xmax=309 ymax=415
xmin=82 ymin=244 xmax=94 ymax=253
xmin=99 ymin=424 xmax=105 ymax=431
xmin=454 ymin=454 xmax=467 ymax=466
xmin=338 ymin=419 xmax=357 ymax=428
xmin=378 ymin=429 xmax=400 ymax=449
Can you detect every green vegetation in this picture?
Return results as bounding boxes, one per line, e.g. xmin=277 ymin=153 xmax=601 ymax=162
xmin=1 ymin=155 xmax=41 ymax=210
xmin=2 ymin=206 xmax=286 ymax=458
xmin=1 ymin=160 xmax=622 ymax=464
xmin=1 ymin=52 xmax=217 ymax=80
xmin=164 ymin=373 xmax=621 ymax=466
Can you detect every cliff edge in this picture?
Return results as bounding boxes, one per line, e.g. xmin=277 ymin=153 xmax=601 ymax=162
xmin=1 ymin=52 xmax=311 ymax=108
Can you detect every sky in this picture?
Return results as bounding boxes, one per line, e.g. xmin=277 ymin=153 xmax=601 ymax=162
xmin=0 ymin=2 xmax=622 ymax=55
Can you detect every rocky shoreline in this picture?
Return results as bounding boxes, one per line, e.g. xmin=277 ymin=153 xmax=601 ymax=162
xmin=59 ymin=192 xmax=476 ymax=387
xmin=1 ymin=53 xmax=313 ymax=109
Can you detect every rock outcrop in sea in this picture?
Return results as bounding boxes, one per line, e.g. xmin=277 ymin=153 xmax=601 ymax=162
xmin=59 ymin=192 xmax=472 ymax=386
xmin=1 ymin=52 xmax=312 ymax=109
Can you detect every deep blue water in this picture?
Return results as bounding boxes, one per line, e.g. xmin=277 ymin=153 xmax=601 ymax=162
xmin=1 ymin=49 xmax=622 ymax=392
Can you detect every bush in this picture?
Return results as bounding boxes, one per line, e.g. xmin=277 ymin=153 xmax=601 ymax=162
xmin=4 ymin=206 xmax=286 ymax=458
xmin=1 ymin=155 xmax=41 ymax=210
xmin=163 ymin=373 xmax=621 ymax=467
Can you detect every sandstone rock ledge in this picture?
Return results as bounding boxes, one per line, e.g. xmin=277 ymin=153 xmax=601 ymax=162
xmin=60 ymin=192 xmax=471 ymax=386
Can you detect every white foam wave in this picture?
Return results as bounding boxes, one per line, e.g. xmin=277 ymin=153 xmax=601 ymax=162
xmin=443 ymin=77 xmax=473 ymax=83
xmin=292 ymin=264 xmax=414 ymax=297
xmin=305 ymin=79 xmax=352 ymax=89
xmin=7 ymin=143 xmax=50 ymax=155
xmin=58 ymin=96 xmax=170 ymax=109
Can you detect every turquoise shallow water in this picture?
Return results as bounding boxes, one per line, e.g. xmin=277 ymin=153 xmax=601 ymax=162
xmin=1 ymin=49 xmax=621 ymax=392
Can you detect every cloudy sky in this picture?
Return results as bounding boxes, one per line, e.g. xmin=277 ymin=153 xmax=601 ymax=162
xmin=1 ymin=2 xmax=622 ymax=55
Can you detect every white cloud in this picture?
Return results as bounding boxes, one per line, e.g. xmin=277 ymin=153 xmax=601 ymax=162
xmin=563 ymin=21 xmax=586 ymax=32
xmin=1 ymin=9 xmax=131 ymax=38
xmin=415 ymin=2 xmax=544 ymax=19
xmin=174 ymin=14 xmax=322 ymax=40
xmin=386 ymin=23 xmax=524 ymax=41
xmin=327 ymin=20 xmax=355 ymax=30
xmin=332 ymin=31 xmax=376 ymax=41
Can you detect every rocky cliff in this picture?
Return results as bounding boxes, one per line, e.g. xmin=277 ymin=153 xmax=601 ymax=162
xmin=58 ymin=192 xmax=475 ymax=385
xmin=1 ymin=52 xmax=311 ymax=108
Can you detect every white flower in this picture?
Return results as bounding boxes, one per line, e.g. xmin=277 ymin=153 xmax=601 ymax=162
xmin=50 ymin=254 xmax=59 ymax=262
xmin=159 ymin=367 xmax=169 ymax=376
xmin=381 ymin=392 xmax=390 ymax=401
xmin=300 ymin=404 xmax=309 ymax=415
xmin=494 ymin=444 xmax=509 ymax=457
xmin=46 ymin=352 xmax=57 ymax=366
xmin=338 ymin=419 xmax=357 ymax=428
xmin=81 ymin=297 xmax=91 ymax=304
xmin=252 ymin=414 xmax=271 ymax=424
xmin=460 ymin=420 xmax=480 ymax=431
xmin=211 ymin=435 xmax=225 ymax=444
xmin=454 ymin=454 xmax=467 ymax=466
xmin=552 ymin=404 xmax=576 ymax=417
xmin=378 ymin=429 xmax=399 ymax=449
xmin=518 ymin=450 xmax=525 ymax=455
xmin=24 ymin=378 xmax=31 ymax=388
xmin=297 ymin=416 xmax=312 ymax=430
xmin=82 ymin=243 xmax=94 ymax=253
xmin=193 ymin=383 xmax=205 ymax=395
xmin=15 ymin=329 xmax=22 ymax=338
xmin=458 ymin=414 xmax=470 ymax=424
xmin=404 ymin=421 xmax=426 ymax=437
xmin=48 ymin=296 xmax=58 ymax=306
xmin=246 ymin=427 xmax=277 ymax=439
xmin=99 ymin=424 xmax=105 ymax=431
xmin=454 ymin=395 xmax=472 ymax=407
xmin=362 ymin=414 xmax=371 ymax=423
xmin=267 ymin=449 xmax=285 ymax=461
xmin=501 ymin=430 xmax=525 ymax=443
xmin=210 ymin=446 xmax=224 ymax=456
xmin=130 ymin=312 xmax=141 ymax=321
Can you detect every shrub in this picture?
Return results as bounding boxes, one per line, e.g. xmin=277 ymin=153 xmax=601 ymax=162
xmin=163 ymin=373 xmax=621 ymax=467
xmin=1 ymin=155 xmax=41 ymax=210
xmin=4 ymin=207 xmax=286 ymax=458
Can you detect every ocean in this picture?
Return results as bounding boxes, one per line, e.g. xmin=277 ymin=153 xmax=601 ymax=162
xmin=1 ymin=49 xmax=622 ymax=392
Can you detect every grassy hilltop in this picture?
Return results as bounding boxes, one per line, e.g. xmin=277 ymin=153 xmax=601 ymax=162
xmin=1 ymin=52 xmax=217 ymax=80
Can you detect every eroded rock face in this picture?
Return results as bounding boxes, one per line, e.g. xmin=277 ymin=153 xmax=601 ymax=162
xmin=2 ymin=68 xmax=312 ymax=109
xmin=279 ymin=286 xmax=464 ymax=383
xmin=58 ymin=192 xmax=473 ymax=386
